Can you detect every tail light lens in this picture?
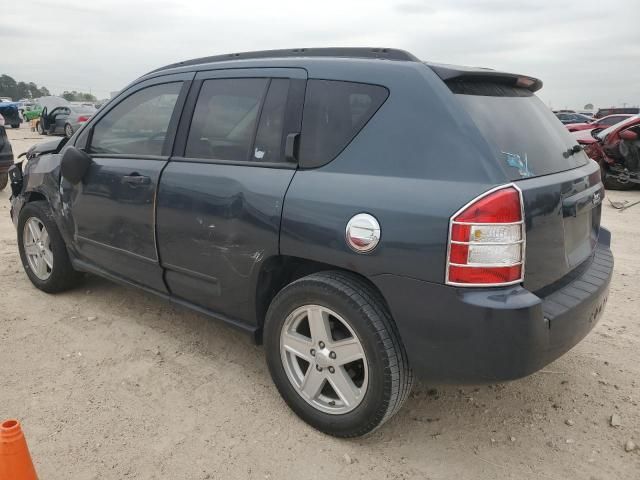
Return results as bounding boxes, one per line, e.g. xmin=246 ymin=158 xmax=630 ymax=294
xmin=77 ymin=116 xmax=90 ymax=123
xmin=446 ymin=185 xmax=525 ymax=287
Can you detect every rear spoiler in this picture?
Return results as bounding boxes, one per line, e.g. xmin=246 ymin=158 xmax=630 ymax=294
xmin=426 ymin=62 xmax=543 ymax=92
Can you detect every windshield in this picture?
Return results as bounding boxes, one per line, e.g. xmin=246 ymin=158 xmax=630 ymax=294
xmin=597 ymin=114 xmax=640 ymax=140
xmin=454 ymin=87 xmax=589 ymax=180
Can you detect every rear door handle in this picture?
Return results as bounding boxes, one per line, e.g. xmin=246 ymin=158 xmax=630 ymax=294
xmin=122 ymin=175 xmax=151 ymax=186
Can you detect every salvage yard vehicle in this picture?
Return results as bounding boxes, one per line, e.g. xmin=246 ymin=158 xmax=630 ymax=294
xmin=566 ymin=114 xmax=632 ymax=133
xmin=555 ymin=112 xmax=592 ymax=125
xmin=23 ymin=104 xmax=43 ymax=123
xmin=36 ymin=104 xmax=96 ymax=138
xmin=575 ymin=115 xmax=640 ymax=190
xmin=0 ymin=125 xmax=14 ymax=190
xmin=0 ymin=102 xmax=21 ymax=128
xmin=8 ymin=48 xmax=613 ymax=437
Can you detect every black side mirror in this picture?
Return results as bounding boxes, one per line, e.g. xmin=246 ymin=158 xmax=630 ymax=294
xmin=60 ymin=146 xmax=92 ymax=184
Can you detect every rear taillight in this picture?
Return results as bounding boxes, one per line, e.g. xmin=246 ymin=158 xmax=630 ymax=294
xmin=446 ymin=185 xmax=525 ymax=287
xmin=77 ymin=116 xmax=90 ymax=123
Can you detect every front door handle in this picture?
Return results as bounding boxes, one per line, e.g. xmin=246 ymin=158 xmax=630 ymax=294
xmin=122 ymin=175 xmax=151 ymax=186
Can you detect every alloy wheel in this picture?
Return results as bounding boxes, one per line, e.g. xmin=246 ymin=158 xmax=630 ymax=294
xmin=23 ymin=217 xmax=53 ymax=280
xmin=280 ymin=304 xmax=368 ymax=414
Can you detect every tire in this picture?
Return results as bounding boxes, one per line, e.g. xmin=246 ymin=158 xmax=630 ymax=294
xmin=64 ymin=123 xmax=74 ymax=138
xmin=264 ymin=271 xmax=413 ymax=437
xmin=36 ymin=121 xmax=45 ymax=135
xmin=17 ymin=201 xmax=82 ymax=293
xmin=600 ymin=160 xmax=635 ymax=190
xmin=0 ymin=173 xmax=8 ymax=191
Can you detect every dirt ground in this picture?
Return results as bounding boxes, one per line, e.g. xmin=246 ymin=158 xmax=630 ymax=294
xmin=1 ymin=124 xmax=639 ymax=480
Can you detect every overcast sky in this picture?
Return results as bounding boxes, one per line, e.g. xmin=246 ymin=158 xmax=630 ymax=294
xmin=3 ymin=0 xmax=639 ymax=109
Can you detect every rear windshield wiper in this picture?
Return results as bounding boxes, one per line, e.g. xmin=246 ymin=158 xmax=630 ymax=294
xmin=563 ymin=145 xmax=583 ymax=158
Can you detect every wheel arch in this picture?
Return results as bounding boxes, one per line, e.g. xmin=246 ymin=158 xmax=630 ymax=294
xmin=254 ymin=255 xmax=391 ymax=344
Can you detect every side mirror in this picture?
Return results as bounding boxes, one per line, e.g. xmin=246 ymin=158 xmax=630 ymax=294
xmin=619 ymin=129 xmax=638 ymax=141
xmin=60 ymin=146 xmax=92 ymax=184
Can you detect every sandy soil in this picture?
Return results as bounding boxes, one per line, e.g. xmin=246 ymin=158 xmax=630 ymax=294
xmin=1 ymin=124 xmax=639 ymax=479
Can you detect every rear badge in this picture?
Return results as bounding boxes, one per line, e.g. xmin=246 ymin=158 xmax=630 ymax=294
xmin=593 ymin=191 xmax=601 ymax=206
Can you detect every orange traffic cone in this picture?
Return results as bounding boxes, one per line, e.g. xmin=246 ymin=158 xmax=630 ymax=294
xmin=0 ymin=419 xmax=38 ymax=480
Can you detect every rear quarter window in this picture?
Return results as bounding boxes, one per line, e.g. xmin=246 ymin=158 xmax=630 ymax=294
xmin=299 ymin=80 xmax=388 ymax=168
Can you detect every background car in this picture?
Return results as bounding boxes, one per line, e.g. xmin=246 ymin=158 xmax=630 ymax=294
xmin=574 ymin=115 xmax=640 ymax=189
xmin=566 ymin=114 xmax=632 ymax=132
xmin=555 ymin=112 xmax=592 ymax=125
xmin=23 ymin=104 xmax=43 ymax=122
xmin=36 ymin=100 xmax=96 ymax=138
xmin=594 ymin=107 xmax=640 ymax=119
xmin=0 ymin=113 xmax=4 ymax=126
xmin=0 ymin=124 xmax=14 ymax=190
xmin=0 ymin=102 xmax=21 ymax=128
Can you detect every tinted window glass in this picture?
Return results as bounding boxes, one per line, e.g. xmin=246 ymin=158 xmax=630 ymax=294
xmin=253 ymin=79 xmax=289 ymax=162
xmin=454 ymin=87 xmax=589 ymax=180
xmin=601 ymin=116 xmax=623 ymax=126
xmin=186 ymin=78 xmax=268 ymax=161
xmin=90 ymin=82 xmax=181 ymax=156
xmin=299 ymin=80 xmax=389 ymax=168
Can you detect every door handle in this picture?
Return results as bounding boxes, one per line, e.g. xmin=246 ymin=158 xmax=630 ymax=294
xmin=122 ymin=175 xmax=151 ymax=186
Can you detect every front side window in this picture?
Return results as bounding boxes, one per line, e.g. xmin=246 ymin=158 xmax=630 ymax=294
xmin=185 ymin=78 xmax=268 ymax=161
xmin=299 ymin=80 xmax=389 ymax=168
xmin=90 ymin=82 xmax=182 ymax=156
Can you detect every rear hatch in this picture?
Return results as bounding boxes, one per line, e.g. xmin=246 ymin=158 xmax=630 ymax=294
xmin=431 ymin=64 xmax=603 ymax=292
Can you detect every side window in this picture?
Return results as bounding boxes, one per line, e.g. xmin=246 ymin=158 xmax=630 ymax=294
xmin=90 ymin=82 xmax=182 ymax=156
xmin=185 ymin=78 xmax=268 ymax=161
xmin=253 ymin=79 xmax=290 ymax=162
xmin=299 ymin=80 xmax=389 ymax=168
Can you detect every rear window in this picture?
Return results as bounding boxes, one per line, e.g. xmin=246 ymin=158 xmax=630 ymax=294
xmin=451 ymin=81 xmax=589 ymax=180
xmin=299 ymin=80 xmax=388 ymax=168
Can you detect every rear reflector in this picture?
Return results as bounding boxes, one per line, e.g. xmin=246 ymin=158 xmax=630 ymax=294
xmin=446 ymin=185 xmax=525 ymax=287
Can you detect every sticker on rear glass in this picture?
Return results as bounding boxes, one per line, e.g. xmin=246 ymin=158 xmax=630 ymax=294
xmin=502 ymin=151 xmax=533 ymax=178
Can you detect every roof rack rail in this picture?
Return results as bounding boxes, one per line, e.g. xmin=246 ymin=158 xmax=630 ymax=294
xmin=148 ymin=47 xmax=419 ymax=74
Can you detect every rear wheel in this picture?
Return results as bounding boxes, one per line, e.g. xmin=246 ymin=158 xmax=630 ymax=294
xmin=17 ymin=201 xmax=82 ymax=293
xmin=264 ymin=271 xmax=413 ymax=437
xmin=36 ymin=121 xmax=45 ymax=135
xmin=64 ymin=123 xmax=74 ymax=138
xmin=0 ymin=173 xmax=8 ymax=191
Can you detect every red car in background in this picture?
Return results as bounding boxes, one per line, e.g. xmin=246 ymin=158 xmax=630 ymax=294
xmin=573 ymin=115 xmax=640 ymax=190
xmin=567 ymin=114 xmax=632 ymax=132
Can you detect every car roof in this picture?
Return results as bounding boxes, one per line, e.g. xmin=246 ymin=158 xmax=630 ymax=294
xmin=142 ymin=47 xmax=543 ymax=92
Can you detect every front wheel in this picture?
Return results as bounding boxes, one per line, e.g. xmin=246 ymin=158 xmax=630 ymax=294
xmin=0 ymin=173 xmax=8 ymax=191
xmin=17 ymin=201 xmax=82 ymax=293
xmin=264 ymin=271 xmax=413 ymax=437
xmin=36 ymin=121 xmax=45 ymax=135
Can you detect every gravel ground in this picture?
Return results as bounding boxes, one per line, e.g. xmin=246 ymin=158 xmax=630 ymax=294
xmin=1 ymin=124 xmax=639 ymax=479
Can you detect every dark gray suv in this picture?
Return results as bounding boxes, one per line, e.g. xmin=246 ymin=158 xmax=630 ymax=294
xmin=8 ymin=48 xmax=613 ymax=437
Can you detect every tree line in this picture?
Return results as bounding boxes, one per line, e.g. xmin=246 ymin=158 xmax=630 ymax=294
xmin=0 ymin=74 xmax=50 ymax=100
xmin=0 ymin=74 xmax=97 ymax=102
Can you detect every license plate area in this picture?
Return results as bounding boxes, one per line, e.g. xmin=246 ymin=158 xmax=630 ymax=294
xmin=562 ymin=184 xmax=603 ymax=268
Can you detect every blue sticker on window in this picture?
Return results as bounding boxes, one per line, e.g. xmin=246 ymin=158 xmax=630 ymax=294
xmin=502 ymin=151 xmax=533 ymax=178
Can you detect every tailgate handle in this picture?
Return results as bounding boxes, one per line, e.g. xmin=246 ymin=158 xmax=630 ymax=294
xmin=562 ymin=185 xmax=603 ymax=218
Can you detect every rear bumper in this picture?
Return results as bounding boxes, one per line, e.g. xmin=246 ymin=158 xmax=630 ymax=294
xmin=373 ymin=228 xmax=613 ymax=382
